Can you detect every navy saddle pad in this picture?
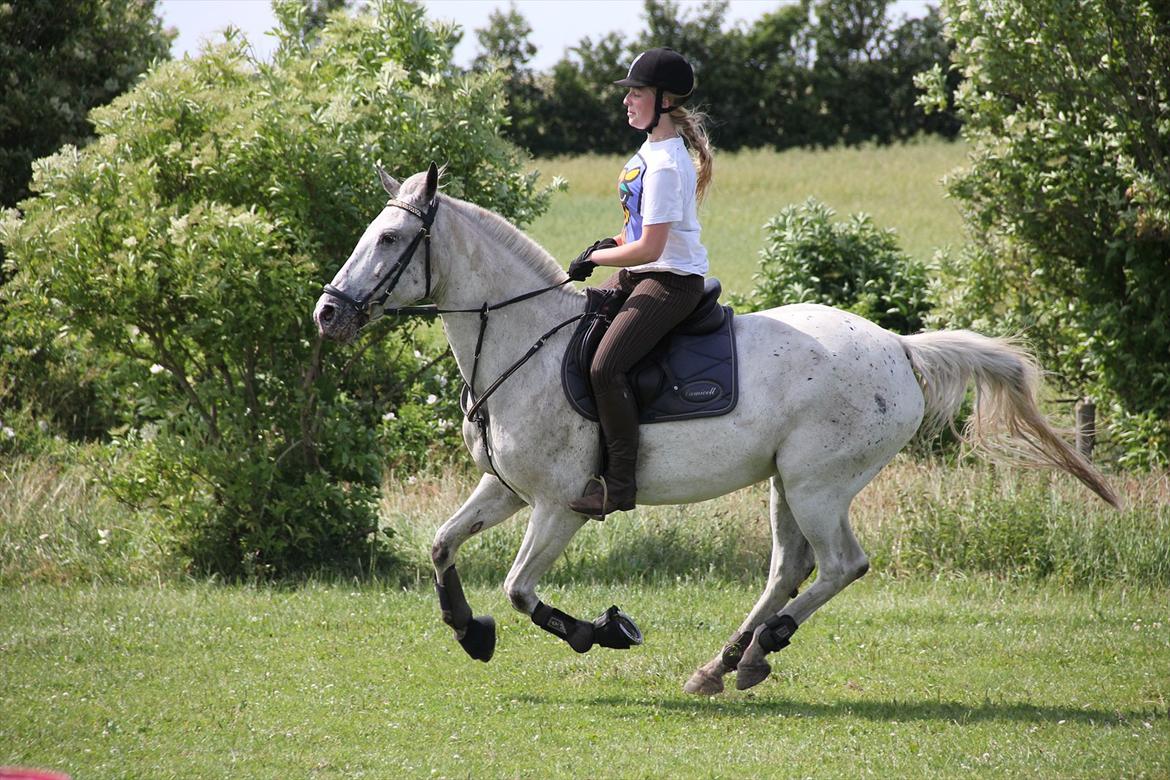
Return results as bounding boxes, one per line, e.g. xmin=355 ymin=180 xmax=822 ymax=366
xmin=561 ymin=277 xmax=738 ymax=424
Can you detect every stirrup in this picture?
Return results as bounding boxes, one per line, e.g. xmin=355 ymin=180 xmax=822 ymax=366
xmin=570 ymin=475 xmax=612 ymax=520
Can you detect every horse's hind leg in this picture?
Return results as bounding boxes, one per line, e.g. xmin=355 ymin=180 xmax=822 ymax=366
xmin=432 ymin=474 xmax=527 ymax=662
xmin=734 ymin=480 xmax=870 ymax=691
xmin=684 ymin=475 xmax=814 ymax=695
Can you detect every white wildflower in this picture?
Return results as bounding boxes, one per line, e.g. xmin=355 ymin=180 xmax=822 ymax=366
xmin=406 ymin=475 xmax=418 ymax=485
xmin=425 ymin=394 xmax=438 ymax=405
xmin=97 ymin=529 xmax=111 ymax=546
xmin=149 ymin=364 xmax=165 ymax=375
xmin=2 ymin=426 xmax=14 ymax=440
xmin=382 ymin=411 xmax=397 ymax=422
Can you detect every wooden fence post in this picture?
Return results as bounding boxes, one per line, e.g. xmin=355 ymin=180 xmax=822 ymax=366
xmin=1075 ymin=398 xmax=1096 ymax=460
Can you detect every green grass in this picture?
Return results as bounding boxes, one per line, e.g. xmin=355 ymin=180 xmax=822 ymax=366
xmin=2 ymin=578 xmax=1166 ymax=778
xmin=526 ymin=138 xmax=968 ymax=296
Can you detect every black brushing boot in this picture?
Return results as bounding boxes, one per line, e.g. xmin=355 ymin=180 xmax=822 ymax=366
xmin=570 ymin=385 xmax=639 ymax=519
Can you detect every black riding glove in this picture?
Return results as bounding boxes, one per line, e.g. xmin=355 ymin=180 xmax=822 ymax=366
xmin=567 ymin=238 xmax=618 ymax=282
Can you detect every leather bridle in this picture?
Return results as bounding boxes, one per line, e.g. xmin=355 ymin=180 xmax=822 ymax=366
xmin=322 ymin=196 xmax=439 ymax=317
xmin=320 ymin=193 xmax=584 ymax=496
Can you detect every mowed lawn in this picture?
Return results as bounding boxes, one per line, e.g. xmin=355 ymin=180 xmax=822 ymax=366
xmin=526 ymin=139 xmax=967 ymax=296
xmin=3 ymin=578 xmax=1166 ymax=778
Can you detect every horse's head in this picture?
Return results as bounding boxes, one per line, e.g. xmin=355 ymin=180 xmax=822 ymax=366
xmin=314 ymin=163 xmax=440 ymax=342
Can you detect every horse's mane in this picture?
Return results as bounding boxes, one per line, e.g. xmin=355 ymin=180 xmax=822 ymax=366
xmin=446 ymin=195 xmax=569 ymax=286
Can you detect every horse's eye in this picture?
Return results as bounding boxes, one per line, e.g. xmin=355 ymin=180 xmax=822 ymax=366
xmin=378 ymin=233 xmax=397 ymax=246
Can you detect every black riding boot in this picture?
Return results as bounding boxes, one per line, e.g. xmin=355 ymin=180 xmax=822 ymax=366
xmin=569 ymin=385 xmax=639 ymax=520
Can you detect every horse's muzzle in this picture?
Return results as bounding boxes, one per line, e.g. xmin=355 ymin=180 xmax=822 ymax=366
xmin=314 ymin=292 xmax=367 ymax=343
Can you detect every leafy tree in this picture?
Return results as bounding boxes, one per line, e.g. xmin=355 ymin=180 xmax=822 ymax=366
xmin=0 ymin=0 xmax=173 ymax=434
xmin=808 ymin=0 xmax=891 ymax=146
xmin=471 ymin=3 xmax=546 ymax=154
xmin=298 ymin=0 xmax=354 ymax=42
xmin=919 ymin=0 xmax=1170 ymax=461
xmin=741 ymin=2 xmax=818 ymax=148
xmin=0 ymin=0 xmax=173 ymax=210
xmin=741 ymin=198 xmax=932 ymax=335
xmin=540 ymin=31 xmax=636 ymax=155
xmin=810 ymin=0 xmax=958 ymax=146
xmin=0 ymin=0 xmax=552 ymax=577
xmin=468 ymin=0 xmax=955 ymax=155
xmin=885 ymin=7 xmax=959 ymax=140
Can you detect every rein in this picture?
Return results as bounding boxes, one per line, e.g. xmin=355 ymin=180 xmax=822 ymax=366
xmin=323 ymin=195 xmax=587 ymax=493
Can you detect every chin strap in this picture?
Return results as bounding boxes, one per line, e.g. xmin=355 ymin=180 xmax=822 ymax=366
xmin=641 ymin=86 xmax=673 ymax=133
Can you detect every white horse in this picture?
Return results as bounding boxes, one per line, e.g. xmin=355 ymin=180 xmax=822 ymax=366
xmin=314 ymin=164 xmax=1119 ymax=695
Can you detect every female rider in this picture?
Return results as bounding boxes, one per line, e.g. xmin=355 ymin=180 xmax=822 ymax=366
xmin=566 ymin=47 xmax=714 ymax=519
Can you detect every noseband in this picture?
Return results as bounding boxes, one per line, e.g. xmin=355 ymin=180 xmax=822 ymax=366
xmin=322 ymin=196 xmax=440 ymax=316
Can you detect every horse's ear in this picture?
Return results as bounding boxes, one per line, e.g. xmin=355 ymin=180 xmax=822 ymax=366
xmin=376 ymin=165 xmax=400 ymax=197
xmin=425 ymin=162 xmax=439 ymax=201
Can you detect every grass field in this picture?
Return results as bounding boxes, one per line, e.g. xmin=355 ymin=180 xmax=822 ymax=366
xmin=526 ymin=138 xmax=968 ymax=296
xmin=2 ymin=578 xmax=1167 ymax=779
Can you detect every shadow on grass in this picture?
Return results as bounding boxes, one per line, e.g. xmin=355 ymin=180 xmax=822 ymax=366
xmin=514 ymin=693 xmax=1163 ymax=726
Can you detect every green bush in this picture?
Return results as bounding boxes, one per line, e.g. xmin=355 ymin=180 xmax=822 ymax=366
xmin=0 ymin=0 xmax=552 ymax=578
xmin=738 ymin=197 xmax=932 ymax=334
xmin=918 ymin=0 xmax=1170 ymax=465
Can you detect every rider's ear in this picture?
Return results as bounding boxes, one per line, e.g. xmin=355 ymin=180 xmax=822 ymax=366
xmin=425 ymin=162 xmax=439 ymax=202
xmin=376 ymin=165 xmax=400 ymax=197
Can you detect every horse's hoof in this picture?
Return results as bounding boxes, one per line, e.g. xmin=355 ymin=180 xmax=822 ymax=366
xmin=735 ymin=658 xmax=772 ymax=690
xmin=593 ymin=605 xmax=643 ymax=649
xmin=683 ymin=668 xmax=724 ymax=696
xmin=458 ymin=615 xmax=496 ymax=662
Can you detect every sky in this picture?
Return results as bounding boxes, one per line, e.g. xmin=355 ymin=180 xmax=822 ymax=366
xmin=158 ymin=0 xmax=935 ymax=70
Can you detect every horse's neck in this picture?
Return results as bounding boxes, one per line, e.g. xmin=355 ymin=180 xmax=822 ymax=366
xmin=434 ymin=203 xmax=582 ymax=389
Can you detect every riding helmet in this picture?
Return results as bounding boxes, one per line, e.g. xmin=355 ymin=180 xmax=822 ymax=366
xmin=614 ymin=48 xmax=695 ymax=99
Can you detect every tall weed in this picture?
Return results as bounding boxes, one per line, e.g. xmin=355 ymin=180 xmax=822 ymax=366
xmin=0 ymin=455 xmax=166 ymax=585
xmin=381 ymin=459 xmax=1168 ymax=590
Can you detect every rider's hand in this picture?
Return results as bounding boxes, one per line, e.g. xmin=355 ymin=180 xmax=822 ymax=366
xmin=567 ymin=238 xmax=618 ymax=281
xmin=567 ymin=256 xmax=596 ymax=282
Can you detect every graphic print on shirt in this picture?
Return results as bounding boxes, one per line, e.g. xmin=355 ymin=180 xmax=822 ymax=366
xmin=619 ymin=152 xmax=646 ymax=244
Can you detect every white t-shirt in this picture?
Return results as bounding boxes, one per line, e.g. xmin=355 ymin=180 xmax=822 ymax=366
xmin=617 ymin=136 xmax=708 ymax=276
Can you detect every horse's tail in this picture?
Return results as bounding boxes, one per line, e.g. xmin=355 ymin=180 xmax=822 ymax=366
xmin=899 ymin=330 xmax=1121 ymax=509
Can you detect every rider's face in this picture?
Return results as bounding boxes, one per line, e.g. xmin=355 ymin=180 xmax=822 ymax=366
xmin=623 ymin=87 xmax=658 ymax=130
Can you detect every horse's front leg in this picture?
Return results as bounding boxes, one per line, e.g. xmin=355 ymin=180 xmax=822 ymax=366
xmin=432 ymin=474 xmax=527 ymax=662
xmin=503 ymin=503 xmax=644 ymax=654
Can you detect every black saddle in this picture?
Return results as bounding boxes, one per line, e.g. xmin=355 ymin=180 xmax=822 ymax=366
xmin=561 ymin=277 xmax=739 ymax=424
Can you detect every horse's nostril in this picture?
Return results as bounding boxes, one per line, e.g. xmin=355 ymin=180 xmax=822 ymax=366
xmin=320 ymin=304 xmax=335 ymax=324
